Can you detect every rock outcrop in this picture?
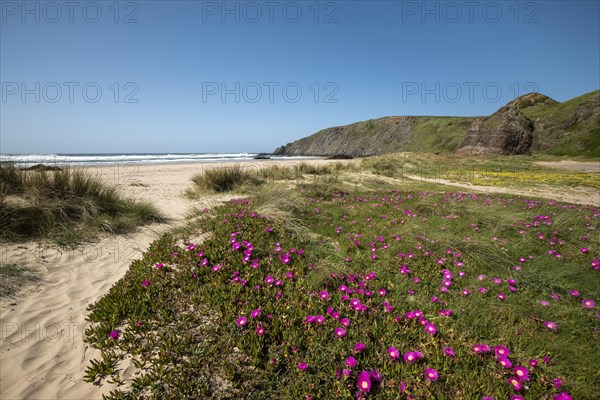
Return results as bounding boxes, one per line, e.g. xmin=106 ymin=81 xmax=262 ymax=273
xmin=455 ymin=106 xmax=535 ymax=155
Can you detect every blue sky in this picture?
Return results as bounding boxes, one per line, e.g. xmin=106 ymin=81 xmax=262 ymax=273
xmin=1 ymin=0 xmax=599 ymax=153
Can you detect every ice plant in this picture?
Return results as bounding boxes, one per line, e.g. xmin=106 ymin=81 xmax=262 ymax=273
xmin=425 ymin=368 xmax=438 ymax=381
xmin=297 ymin=362 xmax=308 ymax=371
xmin=387 ymin=347 xmax=400 ymax=360
xmin=334 ymin=327 xmax=346 ymax=338
xmin=508 ymin=376 xmax=523 ymax=391
xmin=108 ymin=330 xmax=119 ymax=340
xmin=498 ymin=357 xmax=512 ymax=369
xmin=443 ymin=347 xmax=455 ymax=357
xmin=544 ymin=321 xmax=558 ymax=331
xmin=236 ymin=317 xmax=248 ymax=328
xmin=425 ymin=323 xmax=437 ymax=335
xmin=513 ymin=366 xmax=529 ymax=381
xmin=354 ymin=342 xmax=366 ymax=352
xmin=346 ymin=356 xmax=357 ymax=368
xmin=582 ymin=299 xmax=596 ymax=308
xmin=357 ymin=371 xmax=371 ymax=393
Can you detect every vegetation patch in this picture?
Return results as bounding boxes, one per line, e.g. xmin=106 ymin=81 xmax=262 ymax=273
xmin=85 ymin=175 xmax=599 ymax=399
xmin=0 ymin=163 xmax=163 ymax=245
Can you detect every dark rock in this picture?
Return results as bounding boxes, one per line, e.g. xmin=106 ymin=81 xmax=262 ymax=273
xmin=456 ymin=106 xmax=534 ymax=155
xmin=326 ymin=155 xmax=354 ymax=160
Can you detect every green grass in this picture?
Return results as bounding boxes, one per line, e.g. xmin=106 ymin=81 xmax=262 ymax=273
xmin=186 ymin=162 xmax=348 ymax=197
xmin=83 ymin=167 xmax=599 ymax=399
xmin=0 ymin=163 xmax=163 ymax=245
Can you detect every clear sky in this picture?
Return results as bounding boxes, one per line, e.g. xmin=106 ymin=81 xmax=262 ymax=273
xmin=1 ymin=0 xmax=599 ymax=154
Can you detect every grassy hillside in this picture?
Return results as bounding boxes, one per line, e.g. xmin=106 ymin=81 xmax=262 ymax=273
xmin=276 ymin=90 xmax=600 ymax=158
xmin=521 ymin=90 xmax=600 ymax=157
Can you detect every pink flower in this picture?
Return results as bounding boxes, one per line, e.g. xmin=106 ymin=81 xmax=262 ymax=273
xmin=297 ymin=362 xmax=308 ymax=371
xmin=236 ymin=317 xmax=248 ymax=328
xmin=141 ymin=280 xmax=151 ymax=287
xmin=582 ymin=299 xmax=596 ymax=308
xmin=357 ymin=371 xmax=371 ymax=393
xmin=425 ymin=323 xmax=437 ymax=335
xmin=514 ymin=366 xmax=529 ymax=381
xmin=425 ymin=368 xmax=438 ymax=381
xmin=544 ymin=321 xmax=558 ymax=331
xmin=334 ymin=327 xmax=346 ymax=338
xmin=387 ymin=347 xmax=400 ymax=360
xmin=346 ymin=356 xmax=357 ymax=368
xmin=109 ymin=330 xmax=120 ymax=340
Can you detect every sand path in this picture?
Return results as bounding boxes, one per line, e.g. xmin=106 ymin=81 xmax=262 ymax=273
xmin=0 ymin=163 xmax=203 ymax=399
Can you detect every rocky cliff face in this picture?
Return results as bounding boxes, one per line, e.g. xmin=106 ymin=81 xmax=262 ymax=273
xmin=274 ymin=90 xmax=600 ymax=157
xmin=455 ymin=106 xmax=535 ymax=155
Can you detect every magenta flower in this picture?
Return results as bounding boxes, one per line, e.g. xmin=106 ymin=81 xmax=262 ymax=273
xmin=340 ymin=318 xmax=350 ymax=327
xmin=494 ymin=346 xmax=510 ymax=357
xmin=569 ymin=290 xmax=580 ymax=297
xmin=387 ymin=347 xmax=400 ymax=360
xmin=141 ymin=280 xmax=151 ymax=287
xmin=346 ymin=356 xmax=357 ymax=368
xmin=544 ymin=321 xmax=558 ymax=331
xmin=552 ymin=378 xmax=562 ymax=389
xmin=297 ymin=362 xmax=308 ymax=371
xmin=529 ymin=359 xmax=538 ymax=367
xmin=357 ymin=371 xmax=371 ymax=393
xmin=108 ymin=330 xmax=120 ymax=340
xmin=580 ymin=247 xmax=589 ymax=254
xmin=425 ymin=368 xmax=439 ymax=381
xmin=319 ymin=291 xmax=329 ymax=300
xmin=255 ymin=326 xmax=265 ymax=336
xmin=354 ymin=342 xmax=366 ymax=352
xmin=508 ymin=376 xmax=522 ymax=391
xmin=510 ymin=396 xmax=524 ymax=400
xmin=582 ymin=299 xmax=596 ymax=308
xmin=154 ymin=263 xmax=164 ymax=269
xmin=553 ymin=392 xmax=573 ymax=400
xmin=236 ymin=317 xmax=248 ymax=328
xmin=404 ymin=351 xmax=421 ymax=363
xmin=514 ymin=366 xmax=529 ymax=381
xmin=251 ymin=309 xmax=261 ymax=319
xmin=443 ymin=347 xmax=455 ymax=357
xmin=425 ymin=323 xmax=437 ymax=335
xmin=472 ymin=344 xmax=491 ymax=354
xmin=334 ymin=327 xmax=346 ymax=338
xmin=370 ymin=369 xmax=382 ymax=382
xmin=497 ymin=357 xmax=512 ymax=369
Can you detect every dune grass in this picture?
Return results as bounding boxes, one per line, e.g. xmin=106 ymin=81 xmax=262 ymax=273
xmin=84 ymin=167 xmax=598 ymax=399
xmin=186 ymin=162 xmax=348 ymax=197
xmin=0 ymin=163 xmax=163 ymax=245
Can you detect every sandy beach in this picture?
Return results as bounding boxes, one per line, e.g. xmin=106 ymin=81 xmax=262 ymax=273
xmin=1 ymin=158 xmax=598 ymax=399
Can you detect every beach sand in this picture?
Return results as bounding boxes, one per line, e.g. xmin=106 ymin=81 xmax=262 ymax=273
xmin=0 ymin=158 xmax=597 ymax=399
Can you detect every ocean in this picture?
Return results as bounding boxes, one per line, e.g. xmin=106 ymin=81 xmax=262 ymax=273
xmin=0 ymin=153 xmax=316 ymax=167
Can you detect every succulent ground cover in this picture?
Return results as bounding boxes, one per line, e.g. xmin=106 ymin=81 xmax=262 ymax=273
xmin=84 ymin=174 xmax=598 ymax=399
